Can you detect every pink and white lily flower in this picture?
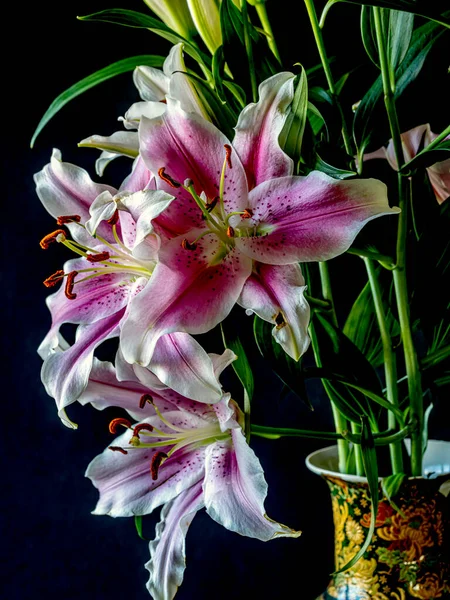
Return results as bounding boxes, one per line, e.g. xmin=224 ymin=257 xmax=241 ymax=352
xmin=120 ymin=72 xmax=399 ymax=365
xmin=365 ymin=123 xmax=450 ymax=204
xmin=83 ymin=357 xmax=300 ymax=600
xmin=35 ymin=151 xmax=226 ymax=426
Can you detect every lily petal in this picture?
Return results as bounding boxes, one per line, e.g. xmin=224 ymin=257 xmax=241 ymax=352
xmin=233 ymin=72 xmax=295 ymax=188
xmin=235 ymin=172 xmax=398 ymax=264
xmin=120 ymin=233 xmax=252 ymax=366
xmin=149 ymin=332 xmax=228 ymax=402
xmin=238 ymin=262 xmax=310 ymax=361
xmin=79 ymin=132 xmax=139 ymax=159
xmin=133 ymin=65 xmax=169 ymax=101
xmin=204 ymin=429 xmax=301 ymax=541
xmin=86 ymin=414 xmax=207 ymax=516
xmin=146 ymin=481 xmax=204 ymax=600
xmin=428 ymin=159 xmax=450 ymax=204
xmin=41 ymin=309 xmax=124 ymax=427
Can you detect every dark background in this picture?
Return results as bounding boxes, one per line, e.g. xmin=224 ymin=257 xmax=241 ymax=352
xmin=3 ymin=1 xmax=449 ymax=599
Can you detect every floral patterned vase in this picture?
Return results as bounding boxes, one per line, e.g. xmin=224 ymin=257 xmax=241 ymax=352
xmin=306 ymin=442 xmax=450 ymax=600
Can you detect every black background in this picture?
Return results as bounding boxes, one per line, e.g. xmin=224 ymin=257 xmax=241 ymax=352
xmin=3 ymin=1 xmax=449 ymax=599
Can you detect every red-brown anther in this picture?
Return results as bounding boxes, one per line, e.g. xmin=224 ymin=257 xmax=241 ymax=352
xmin=39 ymin=229 xmax=66 ymax=249
xmin=227 ymin=225 xmax=235 ymax=238
xmin=86 ymin=251 xmax=111 ymax=263
xmin=275 ymin=312 xmax=287 ymax=329
xmin=206 ymin=196 xmax=219 ymax=212
xmin=56 ymin=215 xmax=81 ymax=225
xmin=181 ymin=238 xmax=198 ymax=251
xmin=109 ymin=417 xmax=132 ymax=434
xmin=242 ymin=208 xmax=253 ymax=219
xmin=158 ymin=167 xmax=181 ymax=189
xmin=139 ymin=393 xmax=154 ymax=409
xmin=133 ymin=423 xmax=154 ymax=437
xmin=150 ymin=451 xmax=168 ymax=481
xmin=64 ymin=271 xmax=78 ymax=300
xmin=43 ymin=269 xmax=65 ymax=288
xmin=107 ymin=210 xmax=119 ymax=226
xmin=224 ymin=144 xmax=233 ymax=169
xmin=108 ymin=446 xmax=128 ymax=455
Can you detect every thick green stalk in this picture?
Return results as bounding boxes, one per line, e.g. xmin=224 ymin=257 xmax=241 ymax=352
xmin=255 ymin=3 xmax=281 ymax=63
xmin=241 ymin=0 xmax=258 ymax=102
xmin=303 ymin=0 xmax=353 ymax=156
xmin=364 ymin=258 xmax=403 ymax=473
xmin=373 ymin=7 xmax=423 ymax=475
xmin=251 ymin=425 xmax=342 ymax=441
xmin=318 ymin=262 xmax=338 ymax=327
xmin=351 ymin=422 xmax=364 ymax=476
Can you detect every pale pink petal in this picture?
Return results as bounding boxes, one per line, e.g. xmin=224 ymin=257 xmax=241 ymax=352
xmin=120 ymin=232 xmax=252 ymax=366
xmin=121 ymin=189 xmax=175 ymax=250
xmin=139 ymin=98 xmax=248 ymax=214
xmin=133 ymin=65 xmax=168 ymax=101
xmin=209 ymin=350 xmax=237 ymax=382
xmin=149 ymin=332 xmax=229 ymax=403
xmin=38 ymin=256 xmax=133 ymax=358
xmin=235 ymin=172 xmax=399 ymax=264
xmin=119 ymin=101 xmax=167 ymax=130
xmin=86 ymin=413 xmax=207 ymax=517
xmin=34 ymin=149 xmax=117 ymax=245
xmin=233 ymin=72 xmax=295 ymax=188
xmin=146 ymin=481 xmax=204 ymax=600
xmin=120 ymin=156 xmax=154 ymax=193
xmin=400 ymin=124 xmax=429 ymax=163
xmin=203 ymin=429 xmax=301 ymax=541
xmin=212 ymin=394 xmax=241 ymax=432
xmin=41 ymin=309 xmax=124 ymax=427
xmin=427 ymin=159 xmax=450 ymax=204
xmin=238 ymin=262 xmax=310 ymax=361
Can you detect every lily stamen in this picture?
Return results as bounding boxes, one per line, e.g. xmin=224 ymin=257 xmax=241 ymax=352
xmin=107 ymin=210 xmax=119 ymax=225
xmin=43 ymin=269 xmax=65 ymax=288
xmin=150 ymin=451 xmax=168 ymax=480
xmin=224 ymin=144 xmax=233 ymax=169
xmin=139 ymin=394 xmax=153 ymax=409
xmin=56 ymin=215 xmax=81 ymax=225
xmin=86 ymin=251 xmax=111 ymax=263
xmin=109 ymin=417 xmax=133 ymax=434
xmin=108 ymin=446 xmax=128 ymax=455
xmin=40 ymin=229 xmax=66 ymax=249
xmin=65 ymin=271 xmax=78 ymax=300
xmin=158 ymin=167 xmax=181 ymax=189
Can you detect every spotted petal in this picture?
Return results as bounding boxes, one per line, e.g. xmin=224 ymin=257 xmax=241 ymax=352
xmin=233 ymin=72 xmax=295 ymax=189
xmin=146 ymin=481 xmax=204 ymax=600
xmin=120 ymin=232 xmax=252 ymax=366
xmin=238 ymin=263 xmax=310 ymax=361
xmin=203 ymin=428 xmax=301 ymax=541
xmin=235 ymin=172 xmax=398 ymax=264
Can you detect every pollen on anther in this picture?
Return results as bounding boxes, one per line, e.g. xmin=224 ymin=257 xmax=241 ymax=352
xmin=86 ymin=251 xmax=111 ymax=263
xmin=43 ymin=269 xmax=65 ymax=288
xmin=274 ymin=312 xmax=287 ymax=329
xmin=227 ymin=226 xmax=235 ymax=238
xmin=65 ymin=271 xmax=78 ymax=300
xmin=133 ymin=423 xmax=154 ymax=437
xmin=181 ymin=239 xmax=197 ymax=251
xmin=56 ymin=215 xmax=81 ymax=225
xmin=158 ymin=167 xmax=181 ymax=188
xmin=107 ymin=210 xmax=119 ymax=225
xmin=242 ymin=208 xmax=253 ymax=219
xmin=206 ymin=196 xmax=219 ymax=212
xmin=109 ymin=417 xmax=132 ymax=434
xmin=150 ymin=451 xmax=168 ymax=481
xmin=108 ymin=446 xmax=128 ymax=455
xmin=139 ymin=394 xmax=154 ymax=409
xmin=224 ymin=144 xmax=233 ymax=169
xmin=39 ymin=229 xmax=66 ymax=249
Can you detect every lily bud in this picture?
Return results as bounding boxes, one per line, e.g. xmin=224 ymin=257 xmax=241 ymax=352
xmin=186 ymin=0 xmax=222 ymax=55
xmin=142 ymin=0 xmax=197 ymax=40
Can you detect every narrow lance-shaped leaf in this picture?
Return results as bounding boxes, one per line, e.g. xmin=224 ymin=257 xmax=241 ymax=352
xmin=381 ymin=473 xmax=406 ymax=514
xmin=335 ymin=416 xmax=379 ymax=573
xmin=31 ymin=55 xmax=164 ymax=147
xmin=279 ymin=67 xmax=308 ymax=168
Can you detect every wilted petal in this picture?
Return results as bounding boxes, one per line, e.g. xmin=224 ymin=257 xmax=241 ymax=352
xmin=238 ymin=262 xmax=310 ymax=361
xmin=34 ymin=149 xmax=116 ymax=245
xmin=41 ymin=309 xmax=124 ymax=427
xmin=235 ymin=172 xmax=398 ymax=264
xmin=203 ymin=429 xmax=301 ymax=541
xmin=233 ymin=72 xmax=295 ymax=188
xmin=149 ymin=332 xmax=229 ymax=402
xmin=86 ymin=414 xmax=207 ymax=517
xmin=120 ymin=233 xmax=252 ymax=366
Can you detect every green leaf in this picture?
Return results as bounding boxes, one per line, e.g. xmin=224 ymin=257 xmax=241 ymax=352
xmin=381 ymin=473 xmax=406 ymax=515
xmin=78 ymin=9 xmax=212 ymax=69
xmin=401 ymin=139 xmax=450 ymax=174
xmin=335 ymin=416 xmax=378 ymax=573
xmin=253 ymin=316 xmax=312 ymax=409
xmin=313 ymin=155 xmax=356 ymax=179
xmin=386 ymin=9 xmax=415 ymax=71
xmin=279 ymin=67 xmax=308 ymax=168
xmin=212 ymin=45 xmax=227 ymax=102
xmin=221 ymin=322 xmax=255 ymax=404
xmin=320 ymin=1 xmax=450 ymax=29
xmin=343 ymin=270 xmax=400 ymax=368
xmin=353 ymin=19 xmax=445 ymax=163
xmin=30 ymin=55 xmax=164 ymax=147
xmin=134 ymin=515 xmax=148 ymax=540
xmin=307 ymin=102 xmax=328 ymax=137
xmin=361 ymin=6 xmax=380 ymax=66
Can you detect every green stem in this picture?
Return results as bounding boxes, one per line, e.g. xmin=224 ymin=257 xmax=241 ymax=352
xmin=364 ymin=258 xmax=403 ymax=473
xmin=373 ymin=7 xmax=423 ymax=476
xmin=241 ymin=0 xmax=258 ymax=103
xmin=351 ymin=422 xmax=364 ymax=476
xmin=251 ymin=424 xmax=341 ymax=441
xmin=303 ymin=0 xmax=353 ymax=156
xmin=304 ymin=294 xmax=332 ymax=310
xmin=347 ymin=247 xmax=395 ymax=268
xmin=255 ymin=3 xmax=281 ymax=63
xmin=318 ymin=262 xmax=338 ymax=327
